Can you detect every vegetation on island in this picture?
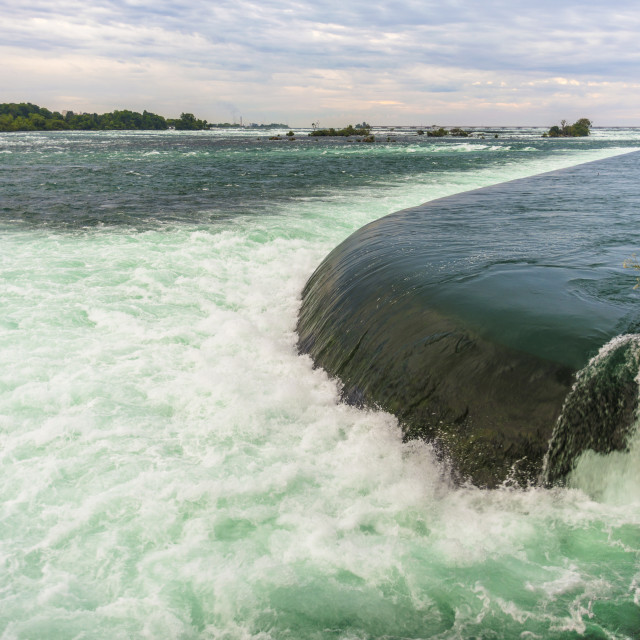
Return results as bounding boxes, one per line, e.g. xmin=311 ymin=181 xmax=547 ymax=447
xmin=427 ymin=126 xmax=470 ymax=137
xmin=308 ymin=123 xmax=374 ymax=142
xmin=543 ymin=118 xmax=592 ymax=138
xmin=309 ymin=124 xmax=371 ymax=137
xmin=306 ymin=122 xmax=475 ymax=142
xmin=210 ymin=122 xmax=289 ymax=129
xmin=0 ymin=102 xmax=288 ymax=132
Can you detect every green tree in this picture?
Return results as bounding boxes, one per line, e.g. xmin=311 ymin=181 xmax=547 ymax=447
xmin=0 ymin=102 xmax=202 ymax=132
xmin=0 ymin=113 xmax=15 ymax=131
xmin=12 ymin=116 xmax=36 ymax=131
xmin=624 ymin=255 xmax=640 ymax=289
xmin=45 ymin=118 xmax=69 ymax=130
xmin=571 ymin=118 xmax=592 ymax=136
xmin=28 ymin=113 xmax=47 ymax=129
xmin=171 ymin=112 xmax=208 ymax=130
xmin=546 ymin=118 xmax=591 ymax=137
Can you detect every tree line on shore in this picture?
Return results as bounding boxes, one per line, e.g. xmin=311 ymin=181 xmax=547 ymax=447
xmin=0 ymin=103 xmax=287 ymax=132
xmin=1 ymin=103 xmax=592 ymax=139
xmin=0 ymin=103 xmax=207 ymax=131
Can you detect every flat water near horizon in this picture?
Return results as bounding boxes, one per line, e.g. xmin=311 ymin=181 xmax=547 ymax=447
xmin=1 ymin=129 xmax=640 ymax=638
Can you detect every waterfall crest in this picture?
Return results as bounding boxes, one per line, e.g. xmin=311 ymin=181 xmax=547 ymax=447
xmin=297 ymin=152 xmax=640 ymax=487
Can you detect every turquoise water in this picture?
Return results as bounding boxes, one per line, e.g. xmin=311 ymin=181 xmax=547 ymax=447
xmin=1 ymin=129 xmax=639 ymax=638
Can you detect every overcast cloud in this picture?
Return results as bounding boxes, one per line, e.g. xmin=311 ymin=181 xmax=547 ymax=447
xmin=2 ymin=0 xmax=639 ymax=125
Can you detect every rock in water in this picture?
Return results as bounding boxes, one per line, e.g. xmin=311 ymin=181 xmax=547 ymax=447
xmin=543 ymin=335 xmax=640 ymax=486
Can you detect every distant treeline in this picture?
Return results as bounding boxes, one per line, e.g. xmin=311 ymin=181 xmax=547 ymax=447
xmin=0 ymin=103 xmax=287 ymax=132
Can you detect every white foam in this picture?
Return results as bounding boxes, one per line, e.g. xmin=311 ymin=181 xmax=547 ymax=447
xmin=569 ymin=429 xmax=640 ymax=504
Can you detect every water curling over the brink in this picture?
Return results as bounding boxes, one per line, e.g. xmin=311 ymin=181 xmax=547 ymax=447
xmin=298 ymin=151 xmax=640 ymax=487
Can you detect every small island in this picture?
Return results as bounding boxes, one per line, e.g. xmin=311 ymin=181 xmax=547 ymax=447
xmin=543 ymin=118 xmax=592 ymax=137
xmin=308 ymin=123 xmax=374 ymax=141
xmin=426 ymin=126 xmax=470 ymax=137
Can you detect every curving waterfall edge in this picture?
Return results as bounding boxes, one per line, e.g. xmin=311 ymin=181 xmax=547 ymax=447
xmin=297 ymin=152 xmax=640 ymax=488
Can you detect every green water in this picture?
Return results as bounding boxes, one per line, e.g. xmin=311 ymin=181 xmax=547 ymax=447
xmin=1 ymin=128 xmax=639 ymax=638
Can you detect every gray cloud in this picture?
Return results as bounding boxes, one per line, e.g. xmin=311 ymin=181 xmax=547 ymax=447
xmin=1 ymin=0 xmax=639 ymax=124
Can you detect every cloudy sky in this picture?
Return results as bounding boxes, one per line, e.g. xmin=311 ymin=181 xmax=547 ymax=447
xmin=2 ymin=0 xmax=639 ymax=126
